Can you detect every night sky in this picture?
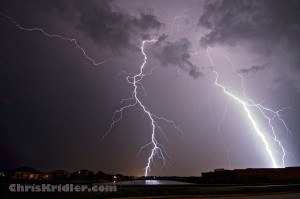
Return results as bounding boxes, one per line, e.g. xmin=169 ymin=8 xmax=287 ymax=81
xmin=1 ymin=0 xmax=300 ymax=177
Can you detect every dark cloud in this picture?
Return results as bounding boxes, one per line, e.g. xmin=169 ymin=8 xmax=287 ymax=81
xmin=155 ymin=37 xmax=203 ymax=79
xmin=198 ymin=0 xmax=300 ymax=58
xmin=238 ymin=64 xmax=267 ymax=74
xmin=62 ymin=0 xmax=162 ymax=53
xmin=73 ymin=0 xmax=131 ymax=53
xmin=188 ymin=66 xmax=202 ymax=79
xmin=131 ymin=13 xmax=162 ymax=32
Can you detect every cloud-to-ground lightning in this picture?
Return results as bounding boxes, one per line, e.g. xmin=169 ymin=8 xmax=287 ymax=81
xmin=224 ymin=55 xmax=292 ymax=167
xmin=204 ymin=49 xmax=291 ymax=168
xmin=0 ymin=11 xmax=184 ymax=176
xmin=0 ymin=12 xmax=108 ymax=66
xmin=102 ymin=39 xmax=183 ymax=176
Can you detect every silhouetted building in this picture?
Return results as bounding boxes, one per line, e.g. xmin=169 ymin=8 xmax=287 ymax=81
xmin=50 ymin=170 xmax=70 ymax=180
xmin=201 ymin=167 xmax=300 ymax=183
xmin=71 ymin=169 xmax=95 ymax=180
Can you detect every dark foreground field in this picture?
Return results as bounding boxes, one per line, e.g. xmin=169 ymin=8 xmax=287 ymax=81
xmin=112 ymin=184 xmax=300 ymax=199
xmin=1 ymin=183 xmax=300 ymax=199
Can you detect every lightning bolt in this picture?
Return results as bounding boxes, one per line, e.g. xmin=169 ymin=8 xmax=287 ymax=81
xmin=1 ymin=11 xmax=184 ymax=176
xmin=102 ymin=39 xmax=183 ymax=176
xmin=218 ymin=99 xmax=232 ymax=169
xmin=0 ymin=12 xmax=108 ymax=66
xmin=223 ymin=55 xmax=291 ymax=167
xmin=206 ymin=49 xmax=291 ymax=168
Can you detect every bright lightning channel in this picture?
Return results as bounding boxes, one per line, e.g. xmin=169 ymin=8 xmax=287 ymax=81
xmin=0 ymin=12 xmax=184 ymax=176
xmin=206 ymin=50 xmax=291 ymax=168
xmin=102 ymin=39 xmax=183 ymax=176
xmin=0 ymin=12 xmax=108 ymax=66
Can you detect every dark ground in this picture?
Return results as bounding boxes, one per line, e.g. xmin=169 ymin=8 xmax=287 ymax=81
xmin=1 ymin=182 xmax=300 ymax=199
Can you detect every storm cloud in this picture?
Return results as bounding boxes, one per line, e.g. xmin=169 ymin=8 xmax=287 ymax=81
xmin=198 ymin=0 xmax=300 ymax=53
xmin=155 ymin=37 xmax=203 ymax=79
xmin=198 ymin=0 xmax=300 ymax=90
xmin=74 ymin=1 xmax=162 ymax=53
xmin=238 ymin=64 xmax=267 ymax=74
